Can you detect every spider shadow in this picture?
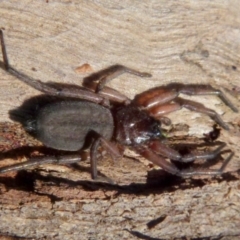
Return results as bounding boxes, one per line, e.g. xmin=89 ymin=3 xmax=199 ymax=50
xmin=1 ymin=128 xmax=238 ymax=198
xmin=0 ymin=146 xmax=238 ymax=199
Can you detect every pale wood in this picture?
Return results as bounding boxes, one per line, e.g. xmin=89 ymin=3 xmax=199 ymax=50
xmin=0 ymin=1 xmax=240 ymax=239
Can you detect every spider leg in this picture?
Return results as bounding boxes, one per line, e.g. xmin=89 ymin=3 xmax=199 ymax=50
xmin=0 ymin=30 xmax=8 ymax=70
xmin=149 ymin=140 xmax=226 ymax=162
xmin=90 ymin=134 xmax=122 ymax=180
xmin=84 ymin=64 xmax=151 ymax=92
xmin=134 ymin=83 xmax=237 ymax=129
xmin=0 ymin=154 xmax=82 ymax=173
xmin=83 ymin=79 xmax=131 ymax=104
xmin=175 ymin=97 xmax=230 ymax=130
xmin=0 ymin=135 xmax=122 ymax=181
xmin=135 ymin=83 xmax=237 ymax=112
xmin=134 ymin=87 xmax=178 ymax=108
xmin=8 ymin=67 xmax=109 ymax=104
xmin=136 ymin=144 xmax=233 ymax=177
xmin=0 ymin=135 xmax=122 ymax=182
xmin=136 ymin=145 xmax=179 ymax=175
xmin=83 ymin=64 xmax=151 ymax=104
xmin=147 ymin=97 xmax=229 ymax=129
xmin=170 ymin=83 xmax=238 ymax=113
xmin=0 ymin=30 xmax=109 ymax=105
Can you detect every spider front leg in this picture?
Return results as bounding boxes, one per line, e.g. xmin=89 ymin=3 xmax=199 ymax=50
xmin=134 ymin=83 xmax=238 ymax=130
xmin=136 ymin=141 xmax=233 ymax=176
xmin=149 ymin=140 xmax=227 ymax=163
xmin=83 ymin=64 xmax=152 ymax=104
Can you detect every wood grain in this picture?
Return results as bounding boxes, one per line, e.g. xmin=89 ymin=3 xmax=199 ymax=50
xmin=0 ymin=1 xmax=240 ymax=239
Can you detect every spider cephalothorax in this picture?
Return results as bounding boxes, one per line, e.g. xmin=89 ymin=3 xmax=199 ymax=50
xmin=113 ymin=105 xmax=164 ymax=145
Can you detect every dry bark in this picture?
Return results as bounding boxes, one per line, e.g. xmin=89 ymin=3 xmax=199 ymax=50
xmin=0 ymin=1 xmax=240 ymax=239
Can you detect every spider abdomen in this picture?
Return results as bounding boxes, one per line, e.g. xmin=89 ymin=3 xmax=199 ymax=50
xmin=31 ymin=101 xmax=114 ymax=151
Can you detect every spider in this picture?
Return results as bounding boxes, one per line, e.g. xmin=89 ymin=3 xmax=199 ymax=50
xmin=0 ymin=30 xmax=238 ymax=180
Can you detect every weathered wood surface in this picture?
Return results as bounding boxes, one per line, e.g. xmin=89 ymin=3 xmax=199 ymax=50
xmin=0 ymin=1 xmax=240 ymax=239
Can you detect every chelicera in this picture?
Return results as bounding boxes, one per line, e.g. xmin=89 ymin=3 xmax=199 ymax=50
xmin=0 ymin=30 xmax=238 ymax=180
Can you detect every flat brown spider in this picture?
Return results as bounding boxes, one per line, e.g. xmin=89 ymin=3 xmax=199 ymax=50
xmin=0 ymin=30 xmax=238 ymax=180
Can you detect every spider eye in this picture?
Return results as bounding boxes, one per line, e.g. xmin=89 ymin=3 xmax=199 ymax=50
xmin=151 ymin=122 xmax=163 ymax=138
